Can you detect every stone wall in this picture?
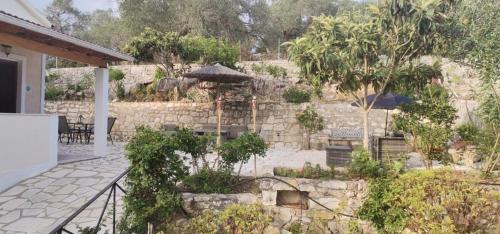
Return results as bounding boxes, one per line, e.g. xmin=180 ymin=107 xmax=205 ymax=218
xmin=45 ymin=101 xmax=390 ymax=149
xmin=180 ymin=176 xmax=375 ymax=233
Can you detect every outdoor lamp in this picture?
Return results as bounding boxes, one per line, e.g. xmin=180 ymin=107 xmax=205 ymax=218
xmin=1 ymin=44 xmax=12 ymax=56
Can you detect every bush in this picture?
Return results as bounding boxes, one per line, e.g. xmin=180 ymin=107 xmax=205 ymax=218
xmin=219 ymin=132 xmax=268 ymax=177
xmin=110 ymin=68 xmax=126 ymax=100
xmin=274 ymin=162 xmax=334 ymax=179
xmin=358 ymin=169 xmax=500 ymax=233
xmin=45 ymin=85 xmax=64 ymax=100
xmin=251 ymin=63 xmax=288 ymax=78
xmin=184 ymin=204 xmax=272 ymax=233
xmin=348 ymin=150 xmax=383 ymax=179
xmin=109 ymin=67 xmax=125 ymax=81
xmin=283 ymin=86 xmax=311 ymax=103
xmin=296 ymin=106 xmax=324 ymax=149
xmin=182 ymin=168 xmax=236 ymax=194
xmin=119 ymin=127 xmax=188 ymax=233
xmin=173 ymin=128 xmax=213 ymax=171
xmin=455 ymin=122 xmax=479 ymax=142
xmin=393 ymin=85 xmax=457 ymax=168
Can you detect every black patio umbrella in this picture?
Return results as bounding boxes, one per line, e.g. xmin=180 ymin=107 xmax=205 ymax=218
xmin=183 ymin=63 xmax=253 ymax=146
xmin=351 ymin=93 xmax=412 ymax=136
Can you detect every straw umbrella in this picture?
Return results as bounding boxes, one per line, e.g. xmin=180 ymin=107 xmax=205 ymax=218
xmin=183 ymin=63 xmax=253 ymax=147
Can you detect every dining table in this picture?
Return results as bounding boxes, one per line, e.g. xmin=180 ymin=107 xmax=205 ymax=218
xmin=72 ymin=122 xmax=94 ymax=144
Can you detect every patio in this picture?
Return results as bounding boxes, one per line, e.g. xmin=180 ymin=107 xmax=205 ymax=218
xmin=0 ymin=143 xmax=127 ymax=234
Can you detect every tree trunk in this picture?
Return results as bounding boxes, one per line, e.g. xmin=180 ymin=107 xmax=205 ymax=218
xmin=362 ymin=110 xmax=369 ymax=149
xmin=304 ymin=130 xmax=311 ymax=150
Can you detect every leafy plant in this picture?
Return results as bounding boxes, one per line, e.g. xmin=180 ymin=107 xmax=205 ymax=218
xmin=274 ymin=162 xmax=334 ymax=179
xmin=393 ymin=85 xmax=457 ymax=168
xmin=251 ymin=62 xmax=288 ymax=79
xmin=173 ymin=128 xmax=213 ymax=172
xmin=45 ymin=85 xmax=65 ymax=100
xmin=218 ymin=132 xmax=268 ymax=177
xmin=286 ymin=0 xmax=456 ymax=148
xmin=358 ymin=169 xmax=500 ymax=233
xmin=110 ymin=68 xmax=126 ymax=100
xmin=296 ymin=106 xmax=324 ymax=149
xmin=184 ymin=204 xmax=272 ymax=233
xmin=455 ymin=123 xmax=479 ymax=143
xmin=119 ymin=127 xmax=188 ymax=233
xmin=182 ymin=168 xmax=236 ymax=194
xmin=348 ymin=150 xmax=383 ymax=179
xmin=288 ymin=221 xmax=302 ymax=234
xmin=283 ymin=86 xmax=311 ymax=103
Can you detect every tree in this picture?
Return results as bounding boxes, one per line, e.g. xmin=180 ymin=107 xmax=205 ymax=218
xmin=436 ymin=0 xmax=499 ymax=175
xmin=123 ymin=28 xmax=239 ymax=77
xmin=286 ymin=0 xmax=455 ymax=148
xmin=393 ymin=85 xmax=457 ymax=168
xmin=296 ymin=106 xmax=324 ymax=150
xmin=45 ymin=0 xmax=90 ymax=68
xmin=45 ymin=0 xmax=88 ymax=34
xmin=76 ymin=10 xmax=131 ymax=50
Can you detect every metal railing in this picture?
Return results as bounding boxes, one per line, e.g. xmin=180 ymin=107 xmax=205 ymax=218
xmin=50 ymin=168 xmax=130 ymax=234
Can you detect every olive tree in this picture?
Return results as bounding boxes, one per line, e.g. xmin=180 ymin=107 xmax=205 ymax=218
xmin=286 ymin=0 xmax=455 ymax=148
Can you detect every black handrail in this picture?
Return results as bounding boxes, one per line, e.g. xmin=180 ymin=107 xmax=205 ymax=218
xmin=50 ymin=168 xmax=130 ymax=234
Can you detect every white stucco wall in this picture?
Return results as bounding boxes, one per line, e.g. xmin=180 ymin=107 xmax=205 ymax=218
xmin=0 ymin=113 xmax=58 ymax=192
xmin=2 ymin=46 xmax=45 ymax=114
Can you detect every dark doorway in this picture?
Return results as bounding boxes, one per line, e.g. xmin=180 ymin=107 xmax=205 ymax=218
xmin=0 ymin=59 xmax=18 ymax=113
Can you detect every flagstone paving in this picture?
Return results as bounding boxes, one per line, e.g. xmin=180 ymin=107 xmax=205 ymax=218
xmin=0 ymin=143 xmax=128 ymax=234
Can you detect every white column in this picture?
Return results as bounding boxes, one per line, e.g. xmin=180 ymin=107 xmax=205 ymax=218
xmin=94 ymin=68 xmax=109 ymax=156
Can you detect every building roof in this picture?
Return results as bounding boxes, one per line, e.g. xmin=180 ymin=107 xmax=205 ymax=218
xmin=0 ymin=3 xmax=133 ymax=67
xmin=1 ymin=0 xmax=52 ymax=27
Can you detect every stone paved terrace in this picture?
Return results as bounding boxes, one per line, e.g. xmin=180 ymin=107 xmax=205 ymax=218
xmin=0 ymin=143 xmax=128 ymax=234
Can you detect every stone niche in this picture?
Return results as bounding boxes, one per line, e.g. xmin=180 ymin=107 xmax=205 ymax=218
xmin=276 ymin=190 xmax=309 ymax=209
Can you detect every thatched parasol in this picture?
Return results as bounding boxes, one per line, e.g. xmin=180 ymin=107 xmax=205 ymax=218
xmin=183 ymin=63 xmax=253 ymax=147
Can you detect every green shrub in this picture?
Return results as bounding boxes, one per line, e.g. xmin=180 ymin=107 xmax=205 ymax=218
xmin=173 ymin=128 xmax=213 ymax=171
xmin=45 ymin=85 xmax=64 ymax=100
xmin=455 ymin=122 xmax=479 ymax=142
xmin=358 ymin=169 xmax=500 ymax=233
xmin=182 ymin=168 xmax=236 ymax=194
xmin=184 ymin=204 xmax=272 ymax=233
xmin=274 ymin=162 xmax=334 ymax=179
xmin=296 ymin=106 xmax=324 ymax=149
xmin=251 ymin=63 xmax=265 ymax=75
xmin=109 ymin=67 xmax=125 ymax=81
xmin=393 ymin=85 xmax=457 ymax=168
xmin=251 ymin=63 xmax=288 ymax=78
xmin=110 ymin=68 xmax=126 ymax=100
xmin=265 ymin=64 xmax=287 ymax=78
xmin=283 ymin=86 xmax=311 ymax=103
xmin=288 ymin=221 xmax=302 ymax=234
xmin=219 ymin=132 xmax=268 ymax=177
xmin=348 ymin=150 xmax=383 ymax=179
xmin=119 ymin=127 xmax=188 ymax=233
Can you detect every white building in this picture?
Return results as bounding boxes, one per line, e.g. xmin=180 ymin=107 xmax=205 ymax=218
xmin=0 ymin=0 xmax=134 ymax=191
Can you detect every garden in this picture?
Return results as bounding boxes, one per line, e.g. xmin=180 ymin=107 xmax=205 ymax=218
xmin=45 ymin=0 xmax=498 ymax=233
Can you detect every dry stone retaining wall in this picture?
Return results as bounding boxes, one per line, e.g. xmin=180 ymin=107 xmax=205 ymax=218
xmin=180 ymin=177 xmax=375 ymax=233
xmin=45 ymin=101 xmax=390 ymax=149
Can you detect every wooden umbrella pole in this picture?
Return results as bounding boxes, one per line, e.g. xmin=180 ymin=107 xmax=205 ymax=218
xmin=216 ymin=84 xmax=222 ymax=148
xmin=252 ymin=96 xmax=257 ymax=178
xmin=252 ymin=96 xmax=257 ymax=132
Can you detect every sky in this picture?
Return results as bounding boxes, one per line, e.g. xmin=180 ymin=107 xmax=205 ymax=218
xmin=27 ymin=0 xmax=119 ymax=13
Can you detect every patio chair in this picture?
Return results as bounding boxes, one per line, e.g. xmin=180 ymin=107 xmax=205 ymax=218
xmin=58 ymin=116 xmax=75 ymax=144
xmin=85 ymin=117 xmax=117 ymax=145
